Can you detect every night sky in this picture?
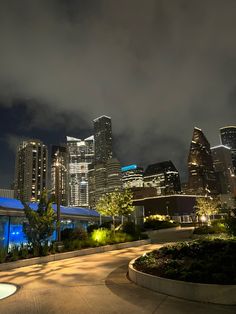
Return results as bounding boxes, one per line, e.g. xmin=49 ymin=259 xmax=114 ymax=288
xmin=0 ymin=0 xmax=236 ymax=187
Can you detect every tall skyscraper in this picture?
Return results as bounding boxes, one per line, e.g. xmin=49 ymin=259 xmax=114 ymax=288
xmin=188 ymin=127 xmax=217 ymax=195
xmin=211 ymin=145 xmax=235 ymax=195
xmin=220 ymin=126 xmax=236 ymax=175
xmin=51 ymin=145 xmax=69 ymax=206
xmin=14 ymin=139 xmax=48 ymax=202
xmin=67 ymin=136 xmax=94 ymax=207
xmin=144 ymin=160 xmax=181 ymax=195
xmin=93 ymin=115 xmax=112 ymax=164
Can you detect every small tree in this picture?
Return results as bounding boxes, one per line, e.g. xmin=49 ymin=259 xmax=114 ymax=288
xmin=96 ymin=189 xmax=135 ymax=229
xmin=194 ymin=197 xmax=219 ymax=225
xmin=23 ymin=191 xmax=56 ymax=255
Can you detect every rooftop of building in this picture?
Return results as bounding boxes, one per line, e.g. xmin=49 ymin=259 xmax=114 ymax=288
xmin=220 ymin=126 xmax=236 ymax=130
xmin=0 ymin=197 xmax=99 ymax=218
xmin=144 ymin=160 xmax=178 ymax=176
xmin=93 ymin=115 xmax=111 ymax=122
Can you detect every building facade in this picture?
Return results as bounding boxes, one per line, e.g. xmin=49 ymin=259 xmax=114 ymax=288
xmin=93 ymin=115 xmax=112 ymax=164
xmin=0 ymin=189 xmax=14 ymax=199
xmin=188 ymin=127 xmax=217 ymax=195
xmin=67 ymin=136 xmax=94 ymax=207
xmin=14 ymin=140 xmax=48 ymax=202
xmin=144 ymin=160 xmax=181 ymax=195
xmin=220 ymin=126 xmax=236 ymax=175
xmin=106 ymin=158 xmax=122 ymax=193
xmin=51 ymin=145 xmax=69 ymax=206
xmin=211 ymin=145 xmax=236 ymax=195
xmin=121 ymin=164 xmax=144 ymax=188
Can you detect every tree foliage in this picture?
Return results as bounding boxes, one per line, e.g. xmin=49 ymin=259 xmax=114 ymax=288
xmin=194 ymin=197 xmax=219 ymax=222
xmin=23 ymin=191 xmax=56 ymax=254
xmin=96 ymin=189 xmax=135 ymax=225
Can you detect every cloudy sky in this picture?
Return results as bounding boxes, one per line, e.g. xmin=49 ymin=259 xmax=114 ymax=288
xmin=0 ymin=0 xmax=236 ymax=187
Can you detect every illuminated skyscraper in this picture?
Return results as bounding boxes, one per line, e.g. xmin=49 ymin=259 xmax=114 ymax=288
xmin=211 ymin=145 xmax=235 ymax=195
xmin=220 ymin=126 xmax=236 ymax=175
xmin=51 ymin=145 xmax=69 ymax=206
xmin=93 ymin=115 xmax=112 ymax=164
xmin=188 ymin=127 xmax=217 ymax=195
xmin=144 ymin=161 xmax=181 ymax=195
xmin=67 ymin=136 xmax=94 ymax=207
xmin=14 ymin=139 xmax=48 ymax=202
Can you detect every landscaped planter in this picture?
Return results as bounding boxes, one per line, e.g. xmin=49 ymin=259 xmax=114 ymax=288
xmin=128 ymin=257 xmax=236 ymax=305
xmin=0 ymin=239 xmax=151 ymax=271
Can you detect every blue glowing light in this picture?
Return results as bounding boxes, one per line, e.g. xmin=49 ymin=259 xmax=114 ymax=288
xmin=121 ymin=164 xmax=137 ymax=172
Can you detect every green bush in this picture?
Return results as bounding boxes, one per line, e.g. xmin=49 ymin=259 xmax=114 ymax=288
xmin=143 ymin=219 xmax=179 ymax=230
xmin=193 ymin=225 xmax=215 ymax=234
xmin=61 ymin=227 xmax=88 ymax=241
xmin=91 ymin=228 xmax=111 ymax=246
xmin=8 ymin=245 xmax=20 ymax=261
xmin=0 ymin=247 xmax=7 ymax=263
xmin=225 ymin=216 xmax=236 ymax=236
xmin=87 ymin=224 xmax=99 ymax=233
xmin=122 ymin=221 xmax=136 ymax=235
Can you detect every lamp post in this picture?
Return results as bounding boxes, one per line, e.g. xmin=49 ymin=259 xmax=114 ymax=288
xmin=54 ymin=152 xmax=67 ymax=243
xmin=55 ymin=159 xmax=61 ymax=242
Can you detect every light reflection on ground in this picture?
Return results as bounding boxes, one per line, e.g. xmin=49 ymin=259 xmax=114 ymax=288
xmin=0 ymin=283 xmax=17 ymax=299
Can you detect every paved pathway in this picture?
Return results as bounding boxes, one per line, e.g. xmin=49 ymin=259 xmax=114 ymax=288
xmin=0 ymin=229 xmax=235 ymax=313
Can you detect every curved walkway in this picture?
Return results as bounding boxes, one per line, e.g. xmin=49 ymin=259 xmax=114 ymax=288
xmin=0 ymin=229 xmax=235 ymax=313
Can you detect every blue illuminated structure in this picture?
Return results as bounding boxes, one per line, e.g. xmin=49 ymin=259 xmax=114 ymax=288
xmin=0 ymin=197 xmax=100 ymax=250
xmin=121 ymin=164 xmax=137 ymax=172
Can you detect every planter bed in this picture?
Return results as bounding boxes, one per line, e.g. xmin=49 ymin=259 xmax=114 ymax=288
xmin=0 ymin=239 xmax=151 ymax=271
xmin=128 ymin=239 xmax=236 ymax=305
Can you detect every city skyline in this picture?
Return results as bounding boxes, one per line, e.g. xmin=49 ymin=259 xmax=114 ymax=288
xmin=0 ymin=119 xmax=235 ymax=188
xmin=1 ymin=1 xmax=236 ymax=187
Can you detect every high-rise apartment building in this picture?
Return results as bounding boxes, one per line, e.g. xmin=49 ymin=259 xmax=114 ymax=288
xmin=14 ymin=139 xmax=48 ymax=202
xmin=211 ymin=145 xmax=235 ymax=195
xmin=220 ymin=126 xmax=236 ymax=175
xmin=144 ymin=161 xmax=181 ymax=195
xmin=188 ymin=127 xmax=217 ymax=195
xmin=67 ymin=136 xmax=94 ymax=207
xmin=51 ymin=145 xmax=69 ymax=206
xmin=121 ymin=164 xmax=144 ymax=188
xmin=93 ymin=115 xmax=112 ymax=164
xmin=106 ymin=158 xmax=122 ymax=192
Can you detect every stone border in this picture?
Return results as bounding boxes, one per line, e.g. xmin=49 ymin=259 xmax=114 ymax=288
xmin=0 ymin=239 xmax=151 ymax=271
xmin=128 ymin=257 xmax=236 ymax=305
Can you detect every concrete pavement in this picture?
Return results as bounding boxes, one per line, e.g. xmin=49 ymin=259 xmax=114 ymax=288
xmin=0 ymin=228 xmax=235 ymax=313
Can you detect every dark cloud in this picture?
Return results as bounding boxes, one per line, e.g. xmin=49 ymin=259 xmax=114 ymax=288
xmin=0 ymin=0 xmax=236 ymax=186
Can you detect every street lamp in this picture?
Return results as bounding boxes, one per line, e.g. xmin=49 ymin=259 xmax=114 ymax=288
xmin=55 ymin=159 xmax=61 ymax=242
xmin=54 ymin=152 xmax=67 ymax=244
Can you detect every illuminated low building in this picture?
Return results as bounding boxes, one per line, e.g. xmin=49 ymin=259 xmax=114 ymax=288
xmin=0 ymin=197 xmax=100 ymax=250
xmin=121 ymin=164 xmax=144 ymax=188
xmin=143 ymin=161 xmax=181 ymax=195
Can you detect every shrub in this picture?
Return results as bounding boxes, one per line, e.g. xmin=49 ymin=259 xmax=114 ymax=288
xmin=8 ymin=245 xmax=20 ymax=262
xmin=143 ymin=218 xmax=179 ymax=230
xmin=91 ymin=228 xmax=111 ymax=246
xmin=225 ymin=216 xmax=236 ymax=236
xmin=122 ymin=221 xmax=136 ymax=235
xmin=0 ymin=247 xmax=7 ymax=263
xmin=193 ymin=225 xmax=215 ymax=234
xmin=87 ymin=224 xmax=99 ymax=233
xmin=61 ymin=227 xmax=88 ymax=241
